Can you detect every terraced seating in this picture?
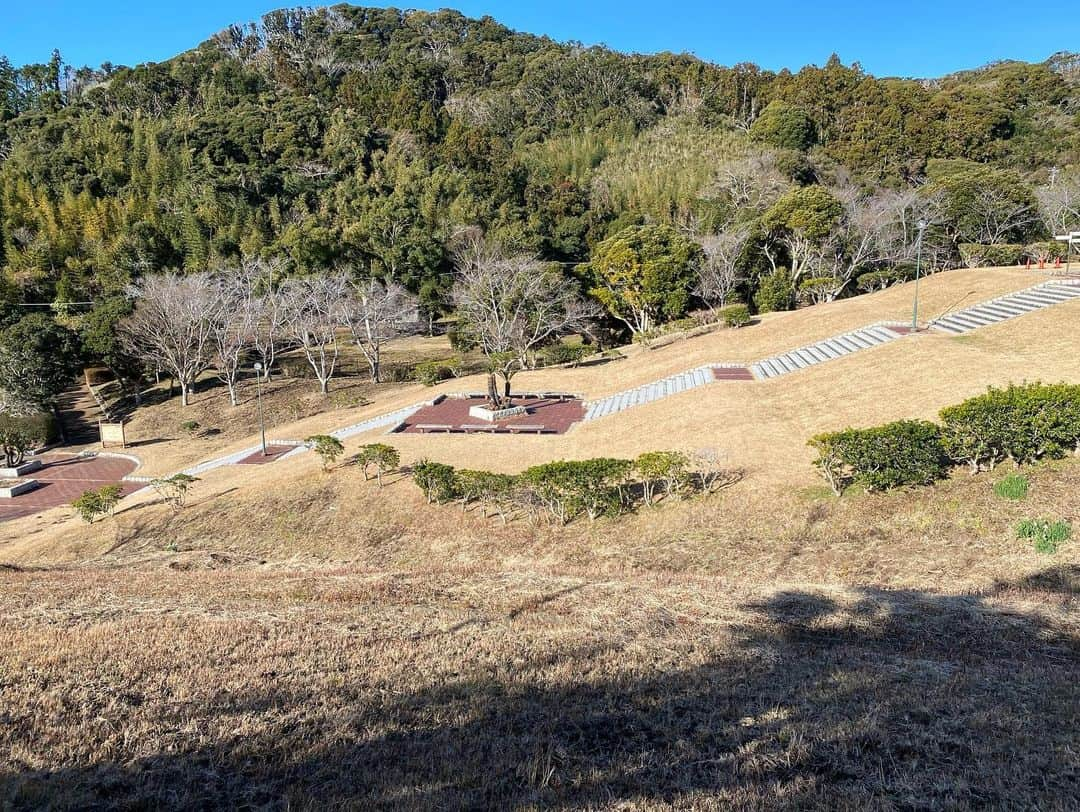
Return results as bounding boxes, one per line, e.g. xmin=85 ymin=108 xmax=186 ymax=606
xmin=750 ymin=325 xmax=905 ymax=380
xmin=929 ymin=281 xmax=1080 ymax=335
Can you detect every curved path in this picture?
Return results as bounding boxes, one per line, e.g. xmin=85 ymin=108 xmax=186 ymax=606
xmin=0 ymin=453 xmax=140 ymax=522
xmin=128 ymin=278 xmax=1080 ymax=486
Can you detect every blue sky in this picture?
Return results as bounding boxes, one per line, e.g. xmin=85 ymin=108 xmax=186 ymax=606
xmin=4 ymin=1 xmax=1078 ymax=78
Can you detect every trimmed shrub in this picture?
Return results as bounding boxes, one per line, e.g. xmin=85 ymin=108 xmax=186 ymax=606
xmin=857 ymin=265 xmax=916 ymax=293
xmin=1023 ymin=241 xmax=1069 ymax=263
xmin=940 ymin=383 xmax=1080 ymax=472
xmin=538 ymin=342 xmax=590 ymax=368
xmin=521 ymin=458 xmax=633 ymax=523
xmin=809 ymin=420 xmax=947 ymax=494
xmin=635 ymin=451 xmax=690 ymax=504
xmin=412 ymin=460 xmax=457 ymax=504
xmin=958 ymin=243 xmax=1025 ymax=268
xmin=718 ymin=304 xmax=751 ymax=328
xmin=306 ymin=434 xmax=344 ymax=471
xmin=354 ymin=443 xmax=400 ymax=486
xmin=414 ymin=360 xmax=451 ymax=386
xmin=993 ymin=473 xmax=1030 ymax=501
xmin=754 ymin=268 xmax=795 ymax=313
xmin=1016 ymin=518 xmax=1071 ymax=554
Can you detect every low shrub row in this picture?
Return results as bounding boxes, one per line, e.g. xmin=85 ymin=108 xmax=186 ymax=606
xmin=959 ymin=243 xmax=1026 ymax=268
xmin=810 ymin=382 xmax=1080 ymax=494
xmin=412 ymin=449 xmax=738 ymax=525
xmin=959 ymin=242 xmax=1071 ymax=268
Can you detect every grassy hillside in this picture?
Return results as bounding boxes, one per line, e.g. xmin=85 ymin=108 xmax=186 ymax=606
xmin=1 ymin=265 xmax=1078 ymax=809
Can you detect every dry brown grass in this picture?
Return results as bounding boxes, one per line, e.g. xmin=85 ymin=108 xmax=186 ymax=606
xmin=1 ymin=558 xmax=1076 ymax=809
xmin=1 ymin=267 xmax=1078 ymax=808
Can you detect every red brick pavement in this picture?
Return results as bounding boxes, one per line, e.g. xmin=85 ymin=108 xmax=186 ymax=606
xmin=0 ymin=453 xmax=140 ymax=523
xmin=396 ymin=395 xmax=584 ymax=435
xmin=712 ymin=367 xmax=754 ymax=381
xmin=235 ymin=444 xmax=296 ymax=464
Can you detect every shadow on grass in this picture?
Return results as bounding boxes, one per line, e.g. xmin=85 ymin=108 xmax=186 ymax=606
xmin=2 ymin=571 xmax=1077 ymax=809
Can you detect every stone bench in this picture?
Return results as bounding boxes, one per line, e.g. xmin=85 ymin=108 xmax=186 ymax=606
xmin=415 ymin=424 xmax=455 ymax=433
xmin=460 ymin=424 xmax=498 ymax=433
xmin=507 ymin=424 xmax=551 ymax=434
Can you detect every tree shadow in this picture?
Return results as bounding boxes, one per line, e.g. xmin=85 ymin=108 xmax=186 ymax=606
xmin=2 ymin=573 xmax=1077 ymax=809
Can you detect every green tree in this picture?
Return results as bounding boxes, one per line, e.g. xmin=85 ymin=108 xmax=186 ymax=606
xmin=0 ymin=313 xmax=81 ymax=409
xmin=749 ymin=100 xmax=817 ymax=151
xmin=583 ymin=224 xmax=702 ymax=336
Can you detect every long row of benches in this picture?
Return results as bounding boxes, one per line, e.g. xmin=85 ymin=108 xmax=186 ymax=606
xmin=415 ymin=424 xmax=554 ymax=434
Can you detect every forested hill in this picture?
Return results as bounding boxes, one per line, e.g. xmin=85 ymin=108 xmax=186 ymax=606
xmin=0 ymin=4 xmax=1078 ymax=313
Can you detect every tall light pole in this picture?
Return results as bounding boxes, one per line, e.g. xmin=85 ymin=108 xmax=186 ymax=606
xmin=253 ymin=362 xmax=267 ymax=456
xmin=911 ymin=219 xmax=928 ymax=331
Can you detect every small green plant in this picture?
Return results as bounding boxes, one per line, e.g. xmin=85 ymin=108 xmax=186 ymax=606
xmin=306 ymin=435 xmax=344 ymax=471
xmin=354 ymin=443 xmax=401 ymax=486
xmin=993 ymin=474 xmax=1030 ymax=501
xmin=71 ymin=484 xmax=124 ymax=524
xmin=150 ymin=473 xmax=199 ymax=509
xmin=180 ymin=420 xmax=202 ymax=437
xmin=1016 ymin=518 xmax=1072 ymax=554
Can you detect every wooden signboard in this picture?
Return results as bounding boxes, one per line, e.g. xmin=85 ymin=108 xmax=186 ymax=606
xmin=99 ymin=421 xmax=127 ymax=449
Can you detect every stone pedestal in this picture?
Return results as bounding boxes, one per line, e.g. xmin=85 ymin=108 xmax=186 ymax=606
xmin=0 ymin=478 xmax=39 ymax=498
xmin=0 ymin=459 xmax=42 ymax=479
xmin=468 ymin=404 xmax=529 ymax=422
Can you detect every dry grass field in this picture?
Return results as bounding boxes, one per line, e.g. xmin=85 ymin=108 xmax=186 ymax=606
xmin=1 ymin=266 xmax=1078 ymax=809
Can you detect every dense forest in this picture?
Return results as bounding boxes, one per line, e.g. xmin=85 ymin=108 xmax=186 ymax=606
xmin=0 ymin=5 xmax=1078 ymax=337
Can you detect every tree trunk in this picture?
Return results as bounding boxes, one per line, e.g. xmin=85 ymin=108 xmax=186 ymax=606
xmin=486 ymin=372 xmax=501 ymax=407
xmin=180 ymin=382 xmax=190 ymax=407
xmin=320 ymin=377 xmax=329 ymax=395
xmin=227 ymin=380 xmax=238 ymax=407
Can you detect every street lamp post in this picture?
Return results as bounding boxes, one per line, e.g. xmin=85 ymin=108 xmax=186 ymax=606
xmin=911 ymin=219 xmax=928 ymax=331
xmin=253 ymin=362 xmax=267 ymax=456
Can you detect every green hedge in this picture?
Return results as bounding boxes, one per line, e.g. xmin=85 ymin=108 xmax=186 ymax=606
xmin=1023 ymin=241 xmax=1069 ymax=263
xmin=409 ymin=451 xmax=736 ymax=523
xmin=809 ymin=420 xmax=947 ymax=494
xmin=958 ymin=243 xmax=1025 ymax=268
xmin=940 ymin=383 xmax=1080 ymax=471
xmin=810 ymin=383 xmax=1080 ymax=493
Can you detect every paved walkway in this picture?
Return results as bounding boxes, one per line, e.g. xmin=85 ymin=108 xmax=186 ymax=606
xmin=928 ymin=279 xmax=1080 ymax=334
xmin=0 ymin=453 xmax=140 ymax=522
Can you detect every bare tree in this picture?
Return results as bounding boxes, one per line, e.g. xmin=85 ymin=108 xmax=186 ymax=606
xmin=207 ymin=274 xmax=256 ymax=406
xmin=709 ymin=150 xmax=790 ymax=215
xmin=342 ymin=277 xmax=419 ymax=383
xmin=452 ymin=233 xmax=596 ymax=406
xmin=696 ymin=226 xmax=751 ymax=309
xmin=121 ymin=273 xmax=215 ymax=407
xmin=241 ymin=258 xmax=289 ymax=381
xmin=795 ymin=187 xmax=948 ymax=303
xmin=282 ymin=274 xmax=348 ymax=395
xmin=970 ymin=187 xmax=1040 ymax=245
xmin=1036 ymin=173 xmax=1080 ymax=236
